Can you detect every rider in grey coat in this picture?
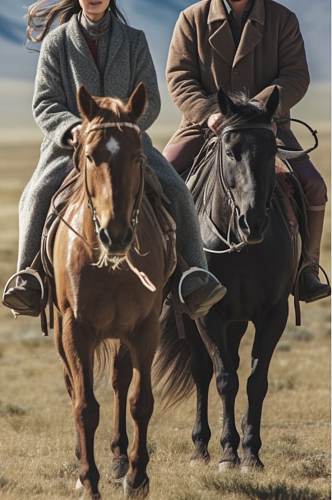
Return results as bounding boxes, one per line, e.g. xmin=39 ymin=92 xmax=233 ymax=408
xmin=3 ymin=5 xmax=225 ymax=318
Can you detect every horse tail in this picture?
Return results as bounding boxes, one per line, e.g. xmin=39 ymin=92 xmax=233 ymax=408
xmin=95 ymin=340 xmax=114 ymax=383
xmin=153 ymin=303 xmax=199 ymax=409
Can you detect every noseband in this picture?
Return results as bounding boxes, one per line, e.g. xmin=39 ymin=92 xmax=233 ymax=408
xmin=83 ymin=122 xmax=145 ymax=240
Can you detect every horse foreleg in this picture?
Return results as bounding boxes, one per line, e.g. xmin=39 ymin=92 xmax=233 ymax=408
xmin=61 ymin=311 xmax=101 ymax=499
xmin=190 ymin=322 xmax=213 ymax=465
xmin=124 ymin=314 xmax=159 ymax=498
xmin=54 ymin=313 xmax=82 ymax=462
xmin=241 ymin=301 xmax=288 ymax=472
xmin=110 ymin=341 xmax=132 ymax=481
xmin=196 ymin=313 xmax=243 ymax=471
xmin=63 ymin=369 xmax=82 ymax=461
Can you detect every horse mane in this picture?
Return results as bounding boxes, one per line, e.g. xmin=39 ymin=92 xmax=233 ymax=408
xmin=221 ymin=91 xmax=268 ymax=129
xmin=192 ymin=92 xmax=269 ymax=218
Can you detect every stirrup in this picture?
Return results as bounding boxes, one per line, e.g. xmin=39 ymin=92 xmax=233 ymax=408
xmin=2 ymin=268 xmax=45 ymax=318
xmin=178 ymin=267 xmax=220 ymax=304
xmin=299 ymin=263 xmax=331 ymax=302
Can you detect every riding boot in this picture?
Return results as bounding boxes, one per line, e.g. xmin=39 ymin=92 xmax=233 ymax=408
xmin=2 ymin=254 xmax=45 ymax=317
xmin=299 ymin=208 xmax=331 ymax=302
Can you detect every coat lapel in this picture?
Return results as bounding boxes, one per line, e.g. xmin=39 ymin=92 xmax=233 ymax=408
xmin=103 ymin=17 xmax=124 ymax=79
xmin=233 ymin=0 xmax=265 ymax=68
xmin=67 ymin=15 xmax=100 ymax=95
xmin=208 ymin=0 xmax=235 ymax=66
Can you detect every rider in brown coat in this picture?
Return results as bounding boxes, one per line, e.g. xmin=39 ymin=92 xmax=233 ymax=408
xmin=164 ymin=0 xmax=330 ymax=303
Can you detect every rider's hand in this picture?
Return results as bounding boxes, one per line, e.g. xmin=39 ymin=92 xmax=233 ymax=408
xmin=207 ymin=113 xmax=223 ymax=135
xmin=68 ymin=124 xmax=82 ymax=147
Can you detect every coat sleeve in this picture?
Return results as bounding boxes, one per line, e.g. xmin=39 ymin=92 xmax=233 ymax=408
xmin=132 ymin=31 xmax=161 ymax=131
xmin=166 ymin=11 xmax=220 ymax=125
xmin=32 ymin=33 xmax=82 ymax=149
xmin=254 ymin=11 xmax=310 ymax=118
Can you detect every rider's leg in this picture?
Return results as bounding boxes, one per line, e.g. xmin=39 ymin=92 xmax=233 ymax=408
xmin=289 ymin=155 xmax=330 ymax=302
xmin=143 ymin=134 xmax=226 ymax=317
xmin=163 ymin=136 xmax=205 ymax=176
xmin=3 ymin=158 xmax=72 ymax=313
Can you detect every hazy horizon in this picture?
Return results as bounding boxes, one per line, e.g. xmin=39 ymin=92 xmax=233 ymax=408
xmin=0 ymin=80 xmax=329 ymax=145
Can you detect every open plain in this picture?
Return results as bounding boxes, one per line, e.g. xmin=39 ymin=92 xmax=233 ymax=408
xmin=0 ymin=128 xmax=330 ymax=499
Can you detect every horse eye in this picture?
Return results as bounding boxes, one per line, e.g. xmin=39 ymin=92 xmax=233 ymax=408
xmin=137 ymin=154 xmax=146 ymax=166
xmin=86 ymin=154 xmax=94 ymax=164
xmin=225 ymin=149 xmax=234 ymax=160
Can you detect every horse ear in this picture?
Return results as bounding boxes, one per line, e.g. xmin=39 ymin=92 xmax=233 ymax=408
xmin=127 ymin=82 xmax=146 ymax=122
xmin=265 ymin=86 xmax=279 ymax=120
xmin=77 ymin=86 xmax=98 ymax=121
xmin=218 ymin=87 xmax=238 ymax=117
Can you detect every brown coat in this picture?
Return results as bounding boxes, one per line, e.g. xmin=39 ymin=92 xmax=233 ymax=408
xmin=166 ymin=0 xmax=310 ymax=148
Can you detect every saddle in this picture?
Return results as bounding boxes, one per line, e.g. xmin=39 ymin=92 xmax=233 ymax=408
xmin=37 ymin=165 xmax=177 ymax=335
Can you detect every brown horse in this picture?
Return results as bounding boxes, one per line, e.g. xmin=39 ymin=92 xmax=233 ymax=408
xmin=52 ymin=83 xmax=172 ymax=499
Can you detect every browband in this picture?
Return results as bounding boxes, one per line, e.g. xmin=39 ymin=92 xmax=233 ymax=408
xmin=86 ymin=122 xmax=141 ymax=135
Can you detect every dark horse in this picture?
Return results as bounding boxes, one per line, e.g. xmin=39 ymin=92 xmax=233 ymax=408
xmin=155 ymin=87 xmax=300 ymax=471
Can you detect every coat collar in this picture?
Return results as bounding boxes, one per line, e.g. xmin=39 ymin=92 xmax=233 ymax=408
xmin=208 ymin=0 xmax=265 ymax=25
xmin=208 ymin=0 xmax=265 ymax=68
xmin=66 ymin=14 xmax=124 ymax=95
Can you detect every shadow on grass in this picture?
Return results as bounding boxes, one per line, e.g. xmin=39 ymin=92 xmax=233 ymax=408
xmin=200 ymin=474 xmax=329 ymax=500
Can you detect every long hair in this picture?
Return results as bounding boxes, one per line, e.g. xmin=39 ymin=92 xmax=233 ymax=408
xmin=27 ymin=0 xmax=126 ymax=42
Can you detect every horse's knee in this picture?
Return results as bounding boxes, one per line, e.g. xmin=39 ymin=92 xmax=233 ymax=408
xmin=129 ymin=392 xmax=154 ymax=422
xmin=246 ymin=370 xmax=268 ymax=402
xmin=216 ymin=372 xmax=239 ymax=398
xmin=75 ymin=400 xmax=100 ymax=430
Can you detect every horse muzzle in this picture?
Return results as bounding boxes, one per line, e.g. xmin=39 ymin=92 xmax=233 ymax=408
xmin=99 ymin=226 xmax=134 ymax=256
xmin=238 ymin=213 xmax=269 ymax=245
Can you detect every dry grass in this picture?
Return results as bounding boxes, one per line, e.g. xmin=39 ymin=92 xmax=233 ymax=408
xmin=0 ymin=133 xmax=330 ymax=499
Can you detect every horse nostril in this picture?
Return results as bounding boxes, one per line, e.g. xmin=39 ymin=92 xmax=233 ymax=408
xmin=239 ymin=214 xmax=250 ymax=234
xmin=99 ymin=228 xmax=112 ymax=247
xmin=123 ymin=227 xmax=133 ymax=246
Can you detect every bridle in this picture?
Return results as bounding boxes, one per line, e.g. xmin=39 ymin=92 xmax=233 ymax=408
xmin=203 ymin=118 xmax=319 ymax=255
xmin=83 ymin=121 xmax=145 ymax=242
xmin=52 ymin=121 xmax=145 ymax=252
xmin=204 ymin=122 xmax=275 ymax=255
xmin=51 ymin=121 xmax=157 ymax=292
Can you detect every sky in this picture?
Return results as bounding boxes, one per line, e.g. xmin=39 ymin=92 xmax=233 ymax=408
xmin=0 ymin=0 xmax=330 ymax=139
xmin=0 ymin=0 xmax=330 ymax=82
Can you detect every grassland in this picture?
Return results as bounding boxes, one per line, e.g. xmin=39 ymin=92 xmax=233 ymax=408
xmin=0 ymin=131 xmax=330 ymax=499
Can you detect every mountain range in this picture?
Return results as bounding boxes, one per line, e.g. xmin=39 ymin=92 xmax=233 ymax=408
xmin=0 ymin=0 xmax=330 ymax=82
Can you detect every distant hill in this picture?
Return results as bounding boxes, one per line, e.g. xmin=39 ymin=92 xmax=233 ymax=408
xmin=0 ymin=0 xmax=330 ymax=82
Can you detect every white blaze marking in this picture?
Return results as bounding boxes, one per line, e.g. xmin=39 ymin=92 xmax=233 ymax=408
xmin=106 ymin=137 xmax=120 ymax=156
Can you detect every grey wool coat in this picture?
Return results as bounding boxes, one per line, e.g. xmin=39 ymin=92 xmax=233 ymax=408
xmin=18 ymin=13 xmax=207 ymax=272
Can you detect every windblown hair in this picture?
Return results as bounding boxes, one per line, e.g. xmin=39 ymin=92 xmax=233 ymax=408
xmin=27 ymin=0 xmax=126 ymax=42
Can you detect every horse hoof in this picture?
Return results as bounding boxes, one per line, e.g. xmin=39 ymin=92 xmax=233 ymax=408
xmin=110 ymin=455 xmax=129 ymax=484
xmin=190 ymin=452 xmax=210 ymax=467
xmin=75 ymin=478 xmax=101 ymax=499
xmin=123 ymin=476 xmax=149 ymax=498
xmin=240 ymin=457 xmax=264 ymax=474
xmin=75 ymin=477 xmax=84 ymax=490
xmin=218 ymin=460 xmax=240 ymax=472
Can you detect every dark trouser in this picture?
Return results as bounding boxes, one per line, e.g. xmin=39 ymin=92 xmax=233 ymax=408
xmin=163 ymin=136 xmax=328 ymax=209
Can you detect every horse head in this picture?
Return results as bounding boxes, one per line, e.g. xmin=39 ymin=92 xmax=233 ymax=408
xmin=77 ymin=83 xmax=146 ymax=260
xmin=218 ymin=86 xmax=279 ymax=245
